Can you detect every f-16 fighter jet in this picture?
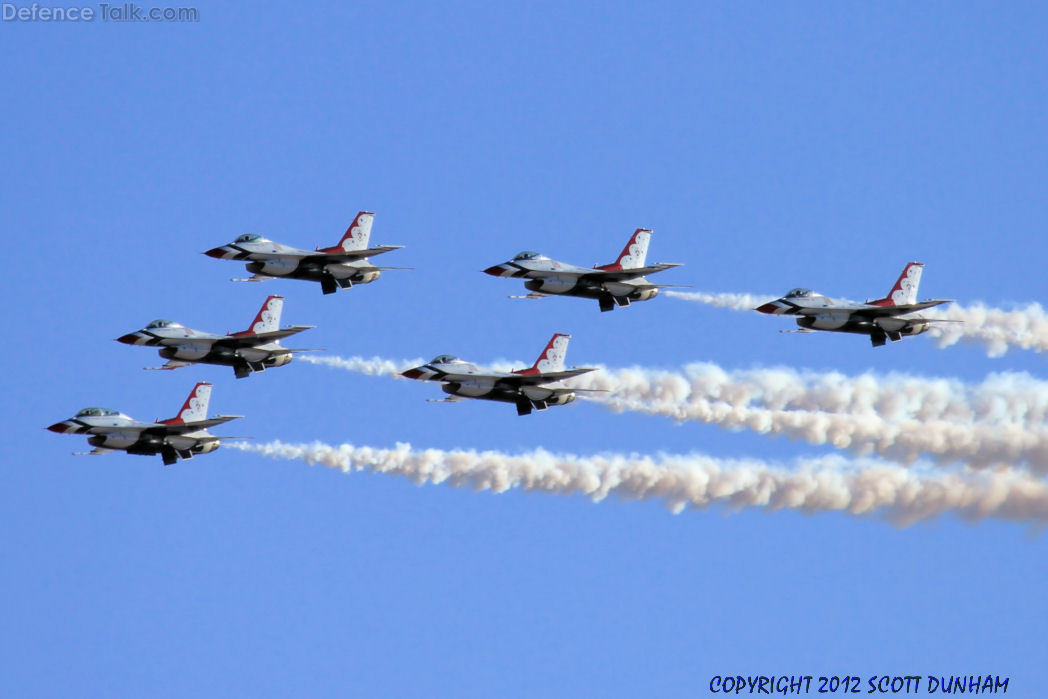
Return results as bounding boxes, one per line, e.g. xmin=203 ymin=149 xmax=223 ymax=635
xmin=400 ymin=333 xmax=598 ymax=415
xmin=47 ymin=382 xmax=242 ymax=466
xmin=205 ymin=211 xmax=405 ymax=295
xmin=117 ymin=296 xmax=314 ymax=378
xmin=754 ymin=262 xmax=954 ymax=347
xmin=483 ymin=228 xmax=683 ymax=312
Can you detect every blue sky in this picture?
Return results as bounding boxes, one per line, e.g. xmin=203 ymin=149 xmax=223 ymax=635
xmin=2 ymin=2 xmax=1046 ymax=696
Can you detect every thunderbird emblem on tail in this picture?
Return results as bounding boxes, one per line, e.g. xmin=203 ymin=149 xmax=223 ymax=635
xmin=400 ymin=333 xmax=599 ymax=415
xmin=755 ymin=262 xmax=957 ymax=347
xmin=205 ymin=211 xmax=407 ymax=295
xmin=483 ymin=228 xmax=683 ymax=312
xmin=47 ymin=382 xmax=243 ymax=466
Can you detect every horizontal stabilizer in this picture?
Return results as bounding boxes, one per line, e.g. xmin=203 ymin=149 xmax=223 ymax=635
xmin=897 ymin=299 xmax=954 ymax=312
xmin=359 ymin=245 xmax=404 ymax=255
xmin=779 ymin=329 xmax=815 ymax=334
xmin=509 ymin=292 xmax=548 ymax=300
xmin=231 ymin=275 xmax=272 ymax=283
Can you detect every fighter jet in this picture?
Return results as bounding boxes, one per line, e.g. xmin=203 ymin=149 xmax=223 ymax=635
xmin=205 ymin=211 xmax=405 ymax=294
xmin=483 ymin=228 xmax=683 ymax=312
xmin=117 ymin=295 xmax=314 ymax=378
xmin=47 ymin=382 xmax=242 ymax=466
xmin=400 ymin=333 xmax=598 ymax=415
xmin=754 ymin=262 xmax=955 ymax=347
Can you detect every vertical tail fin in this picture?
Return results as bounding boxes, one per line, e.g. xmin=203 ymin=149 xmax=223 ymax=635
xmin=334 ymin=211 xmax=375 ymax=252
xmin=515 ymin=333 xmax=571 ymax=374
xmin=868 ymin=262 xmax=924 ymax=306
xmin=158 ymin=382 xmax=212 ymax=425
xmin=234 ymin=295 xmax=283 ymax=335
xmin=596 ymin=228 xmax=652 ymax=270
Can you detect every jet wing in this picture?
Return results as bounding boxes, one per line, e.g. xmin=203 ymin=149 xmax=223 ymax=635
xmin=300 ymin=245 xmax=404 ymax=264
xmin=850 ymin=299 xmax=953 ymax=318
xmin=140 ymin=415 xmax=244 ymax=436
xmin=81 ymin=416 xmax=243 ymax=439
xmin=495 ymin=367 xmax=597 ymax=386
xmin=428 ymin=367 xmax=595 ymax=385
xmin=579 ymin=263 xmax=683 ymax=282
xmin=525 ymin=264 xmax=681 ymax=285
xmin=215 ymin=325 xmax=315 ymax=348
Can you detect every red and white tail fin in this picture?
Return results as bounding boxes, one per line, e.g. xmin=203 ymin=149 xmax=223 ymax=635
xmin=334 ymin=211 xmax=375 ymax=252
xmin=232 ymin=295 xmax=283 ymax=336
xmin=515 ymin=333 xmax=571 ymax=375
xmin=596 ymin=228 xmax=652 ymax=270
xmin=158 ymin=382 xmax=212 ymax=425
xmin=869 ymin=262 xmax=924 ymax=307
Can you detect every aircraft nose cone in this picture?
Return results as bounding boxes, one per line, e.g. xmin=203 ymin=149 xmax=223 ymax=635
xmin=116 ymin=332 xmax=142 ymax=345
xmin=400 ymin=368 xmax=424 ymax=379
xmin=755 ymin=302 xmax=780 ymax=314
xmin=46 ymin=421 xmax=70 ymax=433
xmin=482 ymin=264 xmax=508 ymax=277
xmin=204 ymin=247 xmax=229 ymax=259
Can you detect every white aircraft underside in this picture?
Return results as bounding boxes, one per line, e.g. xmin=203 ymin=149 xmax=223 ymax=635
xmin=205 ymin=211 xmax=405 ymax=294
xmin=483 ymin=228 xmax=683 ymax=312
xmin=755 ymin=263 xmax=955 ymax=347
xmin=117 ymin=296 xmax=313 ymax=378
xmin=47 ymin=383 xmax=243 ymax=465
xmin=401 ymin=334 xmax=598 ymax=415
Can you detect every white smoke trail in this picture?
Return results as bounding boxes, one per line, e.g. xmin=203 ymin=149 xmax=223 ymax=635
xmin=299 ymin=353 xmax=524 ymax=376
xmin=228 ymin=440 xmax=1048 ymax=527
xmin=304 ymin=354 xmax=1048 ymax=470
xmin=930 ymin=302 xmax=1048 ymax=357
xmin=568 ymin=365 xmax=1048 ymax=470
xmin=665 ymin=291 xmax=1048 ymax=357
xmin=298 ymin=354 xmax=423 ymax=377
xmin=664 ymin=290 xmax=774 ymax=310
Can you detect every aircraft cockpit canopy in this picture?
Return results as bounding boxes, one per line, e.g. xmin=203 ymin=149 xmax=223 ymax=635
xmin=76 ymin=408 xmax=120 ymax=418
xmin=235 ymin=234 xmax=264 ymax=243
xmin=512 ymin=251 xmax=546 ymax=261
xmin=785 ymin=288 xmax=814 ymax=298
xmin=146 ymin=319 xmax=184 ymax=329
xmin=430 ymin=355 xmax=460 ymax=364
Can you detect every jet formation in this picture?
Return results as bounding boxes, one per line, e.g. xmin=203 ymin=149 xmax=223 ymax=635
xmin=484 ymin=228 xmax=683 ymax=312
xmin=52 ymin=206 xmax=961 ymax=464
xmin=755 ymin=262 xmax=955 ymax=347
xmin=400 ymin=333 xmax=599 ymax=415
xmin=117 ymin=295 xmax=315 ymax=378
xmin=47 ymin=382 xmax=242 ymax=465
